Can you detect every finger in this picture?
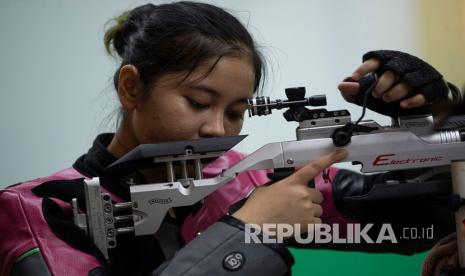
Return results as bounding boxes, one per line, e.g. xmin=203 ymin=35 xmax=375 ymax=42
xmin=292 ymin=149 xmax=348 ymax=184
xmin=372 ymin=70 xmax=396 ymax=98
xmin=337 ymin=82 xmax=360 ymax=102
xmin=307 ymin=188 xmax=324 ymax=204
xmin=381 ymin=82 xmax=410 ymax=103
xmin=312 ymin=202 xmax=323 ymax=217
xmin=400 ymin=94 xmax=427 ymax=109
xmin=351 ymin=59 xmax=380 ymax=81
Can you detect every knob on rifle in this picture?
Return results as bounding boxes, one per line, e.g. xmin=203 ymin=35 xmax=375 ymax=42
xmin=247 ymin=87 xmax=327 ymax=117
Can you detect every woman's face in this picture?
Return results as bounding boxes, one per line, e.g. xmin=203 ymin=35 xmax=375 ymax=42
xmin=118 ymin=56 xmax=255 ymax=151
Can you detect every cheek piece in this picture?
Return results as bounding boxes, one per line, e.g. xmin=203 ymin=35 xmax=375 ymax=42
xmin=353 ymin=50 xmax=449 ymax=118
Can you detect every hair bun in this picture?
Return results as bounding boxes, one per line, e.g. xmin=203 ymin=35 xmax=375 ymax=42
xmin=104 ymin=4 xmax=156 ymax=58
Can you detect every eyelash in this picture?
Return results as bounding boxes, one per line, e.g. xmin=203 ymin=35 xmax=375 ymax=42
xmin=187 ymin=97 xmax=244 ymax=120
xmin=187 ymin=98 xmax=209 ymax=110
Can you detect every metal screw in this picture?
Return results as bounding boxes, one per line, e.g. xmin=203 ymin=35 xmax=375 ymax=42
xmin=107 ymin=229 xmax=115 ymax=237
xmin=105 ymin=217 xmax=114 ymax=224
xmin=104 ymin=203 xmax=112 ymax=213
xmin=287 ymin=158 xmax=294 ymax=165
xmin=133 ymin=202 xmax=138 ymax=209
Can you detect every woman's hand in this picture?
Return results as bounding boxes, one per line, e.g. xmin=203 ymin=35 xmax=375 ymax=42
xmin=337 ymin=50 xmax=449 ymax=118
xmin=232 ymin=149 xmax=348 ymax=236
xmin=338 ymin=59 xmax=427 ymax=109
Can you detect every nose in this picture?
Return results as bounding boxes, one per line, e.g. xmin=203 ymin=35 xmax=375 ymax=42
xmin=199 ymin=113 xmax=226 ymax=138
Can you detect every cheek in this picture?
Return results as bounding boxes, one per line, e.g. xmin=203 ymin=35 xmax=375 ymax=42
xmin=225 ymin=119 xmax=244 ymax=136
xmin=137 ymin=101 xmax=203 ymax=143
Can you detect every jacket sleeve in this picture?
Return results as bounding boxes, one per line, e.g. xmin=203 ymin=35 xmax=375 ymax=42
xmin=150 ymin=215 xmax=294 ymax=276
xmin=0 ymin=185 xmax=106 ymax=276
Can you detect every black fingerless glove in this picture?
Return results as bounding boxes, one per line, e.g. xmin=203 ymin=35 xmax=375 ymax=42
xmin=354 ymin=50 xmax=449 ymax=118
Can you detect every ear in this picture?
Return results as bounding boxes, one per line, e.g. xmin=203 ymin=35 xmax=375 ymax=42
xmin=117 ymin=64 xmax=143 ymax=110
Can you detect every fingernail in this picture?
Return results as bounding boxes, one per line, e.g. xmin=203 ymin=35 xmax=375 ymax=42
xmin=372 ymin=91 xmax=382 ymax=98
xmin=400 ymin=101 xmax=409 ymax=108
xmin=335 ymin=149 xmax=348 ymax=156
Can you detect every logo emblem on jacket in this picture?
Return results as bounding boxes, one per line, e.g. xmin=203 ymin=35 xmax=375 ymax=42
xmin=223 ymin=252 xmax=244 ymax=271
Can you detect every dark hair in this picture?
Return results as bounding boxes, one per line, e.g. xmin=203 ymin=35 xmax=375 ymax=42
xmin=104 ymin=2 xmax=265 ymax=95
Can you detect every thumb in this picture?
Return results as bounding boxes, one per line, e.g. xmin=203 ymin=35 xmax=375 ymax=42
xmin=338 ymin=82 xmax=360 ymax=102
xmin=338 ymin=81 xmax=360 ymax=94
xmin=291 ymin=149 xmax=348 ymax=184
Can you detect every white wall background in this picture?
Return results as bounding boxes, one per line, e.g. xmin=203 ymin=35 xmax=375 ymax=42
xmin=0 ymin=0 xmax=422 ymax=186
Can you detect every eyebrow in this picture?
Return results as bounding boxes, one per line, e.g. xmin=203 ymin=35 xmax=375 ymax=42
xmin=189 ymin=84 xmax=220 ymax=97
xmin=189 ymin=84 xmax=249 ymax=105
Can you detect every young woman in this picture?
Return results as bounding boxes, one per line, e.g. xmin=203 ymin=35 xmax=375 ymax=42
xmin=0 ymin=2 xmax=459 ymax=275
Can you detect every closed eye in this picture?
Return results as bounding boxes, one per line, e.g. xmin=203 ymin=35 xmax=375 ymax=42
xmin=187 ymin=97 xmax=209 ymax=110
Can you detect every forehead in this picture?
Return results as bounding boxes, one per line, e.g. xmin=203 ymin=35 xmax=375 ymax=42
xmin=155 ymin=56 xmax=256 ymax=100
xmin=188 ymin=56 xmax=256 ymax=98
